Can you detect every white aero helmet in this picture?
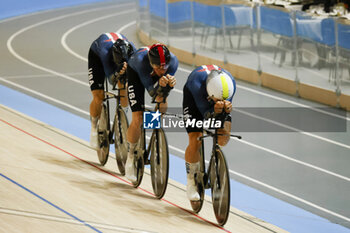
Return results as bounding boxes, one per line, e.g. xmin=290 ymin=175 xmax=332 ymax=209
xmin=206 ymin=70 xmax=235 ymax=100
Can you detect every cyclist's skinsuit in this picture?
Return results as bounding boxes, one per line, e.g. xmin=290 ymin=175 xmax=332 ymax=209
xmin=182 ymin=65 xmax=236 ymax=133
xmin=127 ymin=47 xmax=179 ymax=111
xmin=88 ymin=32 xmax=136 ymax=91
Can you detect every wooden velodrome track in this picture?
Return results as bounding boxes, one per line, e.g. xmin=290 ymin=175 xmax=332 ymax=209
xmin=0 ymin=104 xmax=286 ymax=232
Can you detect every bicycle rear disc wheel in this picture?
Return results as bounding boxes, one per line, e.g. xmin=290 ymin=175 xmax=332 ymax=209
xmin=209 ymin=148 xmax=230 ymax=226
xmin=190 ymin=145 xmax=205 ymax=213
xmin=132 ymin=129 xmax=145 ymax=188
xmin=97 ymin=104 xmax=110 ymax=166
xmin=114 ymin=108 xmax=129 ymax=175
xmin=150 ymin=128 xmax=169 ymax=199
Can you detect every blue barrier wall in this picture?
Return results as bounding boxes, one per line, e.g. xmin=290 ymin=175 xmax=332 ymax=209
xmin=296 ymin=14 xmax=335 ymax=46
xmin=149 ymin=0 xmax=166 ymax=18
xmin=143 ymin=0 xmax=349 ymax=50
xmin=260 ymin=6 xmax=293 ymax=37
xmin=338 ymin=22 xmax=350 ymax=50
xmin=169 ymin=1 xmax=192 ymax=23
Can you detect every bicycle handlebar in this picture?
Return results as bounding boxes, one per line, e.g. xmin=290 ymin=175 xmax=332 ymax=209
xmin=198 ymin=129 xmax=242 ymax=141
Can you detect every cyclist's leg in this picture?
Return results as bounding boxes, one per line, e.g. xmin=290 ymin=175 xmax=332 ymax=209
xmin=90 ymin=90 xmax=104 ymax=122
xmin=185 ymin=132 xmax=202 ymax=163
xmin=125 ymin=66 xmax=145 ymax=181
xmin=217 ymin=120 xmax=232 ymax=146
xmin=183 ymin=85 xmax=203 ymax=200
xmin=127 ymin=112 xmax=143 ymax=142
xmin=117 ymin=79 xmax=128 ymax=108
xmin=88 ymin=48 xmax=105 ymax=148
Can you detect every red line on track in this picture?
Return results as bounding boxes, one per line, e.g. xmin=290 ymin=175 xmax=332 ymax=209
xmin=0 ymin=118 xmax=231 ymax=233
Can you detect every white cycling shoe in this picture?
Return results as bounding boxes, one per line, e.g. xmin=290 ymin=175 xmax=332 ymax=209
xmin=90 ymin=127 xmax=98 ymax=149
xmin=125 ymin=156 xmax=137 ymax=183
xmin=187 ymin=177 xmax=200 ymax=201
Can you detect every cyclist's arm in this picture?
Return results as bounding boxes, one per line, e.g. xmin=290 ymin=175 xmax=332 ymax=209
xmin=217 ymin=121 xmax=231 ymax=146
xmin=108 ymin=62 xmax=127 ymax=86
xmin=150 ymin=83 xmax=173 ymax=103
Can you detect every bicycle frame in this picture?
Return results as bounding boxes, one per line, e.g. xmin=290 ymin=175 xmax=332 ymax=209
xmin=200 ymin=129 xmax=241 ymax=189
xmin=104 ymin=78 xmax=126 ymax=144
xmin=200 ymin=129 xmax=219 ymax=189
xmin=141 ymin=102 xmax=162 ymax=165
xmin=133 ymin=100 xmax=170 ymax=199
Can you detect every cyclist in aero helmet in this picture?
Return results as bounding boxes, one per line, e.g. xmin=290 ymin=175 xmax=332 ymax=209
xmin=125 ymin=43 xmax=178 ymax=182
xmin=148 ymin=43 xmax=171 ymax=69
xmin=182 ymin=65 xmax=236 ymax=201
xmin=88 ymin=32 xmax=136 ymax=149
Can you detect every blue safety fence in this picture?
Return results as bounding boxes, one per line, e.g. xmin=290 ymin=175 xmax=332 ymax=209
xmin=142 ymin=0 xmax=349 ymax=50
xmin=149 ymin=0 xmax=166 ymax=19
xmin=225 ymin=4 xmax=256 ymax=28
xmin=193 ymin=2 xmax=222 ymax=27
xmin=139 ymin=0 xmax=350 ymax=101
xmin=169 ymin=1 xmax=192 ymax=23
xmin=260 ymin=6 xmax=294 ymax=37
xmin=139 ymin=0 xmax=148 ymax=7
xmin=296 ymin=12 xmax=335 ymax=46
xmin=338 ymin=22 xmax=350 ymax=50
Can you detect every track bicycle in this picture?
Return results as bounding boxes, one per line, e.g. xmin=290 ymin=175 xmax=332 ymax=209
xmin=129 ymin=99 xmax=169 ymax=199
xmin=191 ymin=128 xmax=241 ymax=226
xmin=96 ymin=78 xmax=129 ymax=175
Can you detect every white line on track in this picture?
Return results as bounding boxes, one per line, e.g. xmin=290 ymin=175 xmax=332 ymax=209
xmin=3 ymin=4 xmax=350 ymax=223
xmin=3 ymin=72 xmax=86 ymax=79
xmin=0 ymin=207 xmax=155 ymax=233
xmin=0 ymin=77 xmax=87 ymax=116
xmin=7 ymin=3 xmax=134 ymax=88
xmin=61 ymin=12 xmax=136 ymax=62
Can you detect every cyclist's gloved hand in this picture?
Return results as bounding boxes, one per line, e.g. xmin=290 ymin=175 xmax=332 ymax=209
xmin=214 ymin=101 xmax=225 ymax=114
xmin=223 ymin=100 xmax=232 ymax=113
xmin=159 ymin=75 xmax=168 ymax=87
xmin=166 ymin=74 xmax=176 ymax=88
xmin=110 ymin=62 xmax=127 ymax=86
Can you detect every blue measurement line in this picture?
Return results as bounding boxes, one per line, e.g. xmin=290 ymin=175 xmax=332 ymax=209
xmin=0 ymin=172 xmax=102 ymax=233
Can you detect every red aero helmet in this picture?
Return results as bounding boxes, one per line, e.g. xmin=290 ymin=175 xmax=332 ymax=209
xmin=148 ymin=43 xmax=171 ymax=68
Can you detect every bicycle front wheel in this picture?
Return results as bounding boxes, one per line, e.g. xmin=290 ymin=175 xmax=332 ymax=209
xmin=97 ymin=104 xmax=110 ymax=166
xmin=150 ymin=128 xmax=169 ymax=199
xmin=132 ymin=128 xmax=145 ymax=188
xmin=114 ymin=107 xmax=129 ymax=175
xmin=190 ymin=144 xmax=205 ymax=213
xmin=209 ymin=147 xmax=230 ymax=226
